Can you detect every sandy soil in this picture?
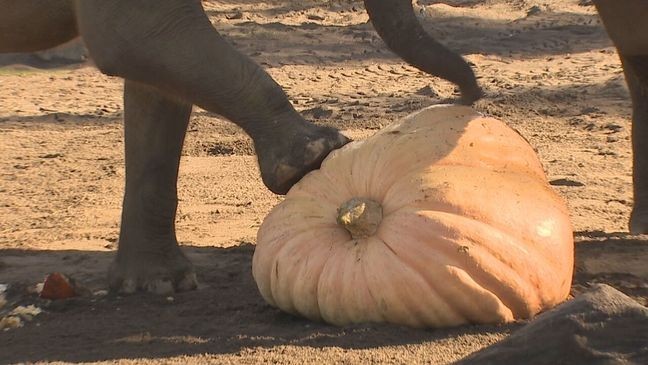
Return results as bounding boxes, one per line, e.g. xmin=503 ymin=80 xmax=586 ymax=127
xmin=1 ymin=0 xmax=647 ymax=363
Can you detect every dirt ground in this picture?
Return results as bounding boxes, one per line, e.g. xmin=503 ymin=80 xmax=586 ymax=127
xmin=1 ymin=0 xmax=647 ymax=363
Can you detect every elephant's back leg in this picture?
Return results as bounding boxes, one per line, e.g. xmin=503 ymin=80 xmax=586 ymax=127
xmin=595 ymin=0 xmax=648 ymax=233
xmin=594 ymin=0 xmax=648 ymax=56
xmin=621 ymin=55 xmax=648 ymax=234
xmin=0 ymin=0 xmax=78 ymax=53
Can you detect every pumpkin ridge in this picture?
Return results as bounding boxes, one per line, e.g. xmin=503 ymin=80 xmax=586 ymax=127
xmin=265 ymin=227 xmax=343 ymax=314
xmin=360 ymin=236 xmax=450 ymax=327
xmin=418 ymin=202 xmax=567 ymax=277
xmin=421 ymin=217 xmax=541 ymax=317
xmin=316 ymin=238 xmax=378 ymax=325
xmin=357 ymin=123 xmax=468 ymax=199
xmin=285 ymin=235 xmax=337 ymax=321
xmin=258 ymin=198 xmax=340 ymax=240
xmin=289 ymin=170 xmax=352 ymax=207
xmin=363 ymin=117 xmax=541 ymax=200
xmin=358 ymin=244 xmax=386 ymax=323
xmin=423 ymin=161 xmax=544 ymax=179
xmin=313 ymin=237 xmax=341 ymax=321
xmin=367 ymin=144 xmax=450 ymax=198
xmin=268 ymin=232 xmax=307 ymax=314
xmin=394 ymin=206 xmax=559 ymax=277
xmin=453 ymin=234 xmax=540 ymax=317
xmin=382 ymin=166 xmax=571 ymax=269
xmin=382 ymin=209 xmax=566 ymax=317
xmin=383 ymin=200 xmax=528 ymax=247
xmin=378 ymin=225 xmax=510 ymax=324
xmin=382 ymin=164 xmax=551 ymax=215
xmin=445 ymin=266 xmax=514 ymax=323
xmin=338 ymin=239 xmax=382 ymax=325
xmin=410 ymin=206 xmax=546 ymax=269
xmin=374 ymin=234 xmax=463 ymax=325
xmin=288 ymin=236 xmax=339 ymax=321
xmin=350 ymin=135 xmax=391 ymax=200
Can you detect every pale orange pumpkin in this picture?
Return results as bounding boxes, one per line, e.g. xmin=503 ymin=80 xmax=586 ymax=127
xmin=252 ymin=105 xmax=574 ymax=328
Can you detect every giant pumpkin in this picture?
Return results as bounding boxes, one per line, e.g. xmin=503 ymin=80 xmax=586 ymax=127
xmin=252 ymin=105 xmax=574 ymax=328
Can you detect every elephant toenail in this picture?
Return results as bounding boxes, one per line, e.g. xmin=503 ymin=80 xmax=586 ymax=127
xmin=120 ymin=279 xmax=137 ymax=294
xmin=304 ymin=138 xmax=327 ymax=165
xmin=274 ymin=163 xmax=300 ymax=190
xmin=178 ymin=273 xmax=198 ymax=291
xmin=147 ymin=279 xmax=174 ymax=295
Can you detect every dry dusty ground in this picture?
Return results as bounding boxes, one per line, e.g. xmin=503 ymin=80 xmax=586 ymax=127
xmin=1 ymin=0 xmax=647 ymax=363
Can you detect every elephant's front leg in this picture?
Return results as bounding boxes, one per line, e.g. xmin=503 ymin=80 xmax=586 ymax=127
xmin=621 ymin=55 xmax=648 ymax=234
xmin=110 ymin=80 xmax=197 ymax=294
xmin=75 ymin=0 xmax=349 ymax=195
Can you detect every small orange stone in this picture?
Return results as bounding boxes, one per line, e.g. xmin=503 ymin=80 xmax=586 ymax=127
xmin=40 ymin=273 xmax=77 ymax=300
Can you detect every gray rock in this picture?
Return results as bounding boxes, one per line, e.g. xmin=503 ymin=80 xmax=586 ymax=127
xmin=456 ymin=284 xmax=648 ymax=365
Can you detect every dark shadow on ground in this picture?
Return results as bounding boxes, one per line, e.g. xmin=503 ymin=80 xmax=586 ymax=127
xmin=0 ymin=3 xmax=610 ymax=72
xmin=0 ymin=75 xmax=631 ymax=134
xmin=1 ymin=233 xmax=646 ymax=363
xmin=0 ymin=244 xmax=517 ymax=363
xmin=211 ymin=10 xmax=609 ymax=68
xmin=0 ymin=39 xmax=87 ymax=69
xmin=0 ymin=54 xmax=85 ymax=69
xmin=0 ymin=113 xmax=121 ymax=126
xmin=303 ymin=77 xmax=631 ymax=131
xmin=204 ymin=0 xmax=343 ymax=18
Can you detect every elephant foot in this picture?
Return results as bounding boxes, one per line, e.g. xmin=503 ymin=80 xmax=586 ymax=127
xmin=257 ymin=124 xmax=351 ymax=195
xmin=108 ymin=243 xmax=198 ymax=295
xmin=629 ymin=207 xmax=648 ymax=235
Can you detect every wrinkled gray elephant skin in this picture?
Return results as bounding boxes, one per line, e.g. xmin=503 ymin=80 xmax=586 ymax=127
xmin=0 ymin=0 xmax=473 ymax=294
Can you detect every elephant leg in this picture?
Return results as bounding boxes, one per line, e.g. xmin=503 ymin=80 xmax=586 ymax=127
xmin=110 ymin=80 xmax=197 ymax=294
xmin=363 ymin=0 xmax=482 ymax=104
xmin=74 ymin=0 xmax=349 ymax=195
xmin=595 ymin=0 xmax=648 ymax=233
xmin=619 ymin=55 xmax=648 ymax=234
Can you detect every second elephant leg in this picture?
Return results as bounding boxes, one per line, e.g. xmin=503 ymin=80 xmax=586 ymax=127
xmin=622 ymin=55 xmax=648 ymax=234
xmin=110 ymin=80 xmax=197 ymax=294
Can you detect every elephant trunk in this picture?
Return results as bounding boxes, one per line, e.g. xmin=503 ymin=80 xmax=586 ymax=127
xmin=364 ymin=0 xmax=482 ymax=104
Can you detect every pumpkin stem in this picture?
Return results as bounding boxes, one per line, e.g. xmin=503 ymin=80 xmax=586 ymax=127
xmin=337 ymin=197 xmax=383 ymax=239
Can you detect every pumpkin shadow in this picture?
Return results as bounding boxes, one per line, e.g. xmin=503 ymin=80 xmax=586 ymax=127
xmin=0 ymin=243 xmax=518 ymax=363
